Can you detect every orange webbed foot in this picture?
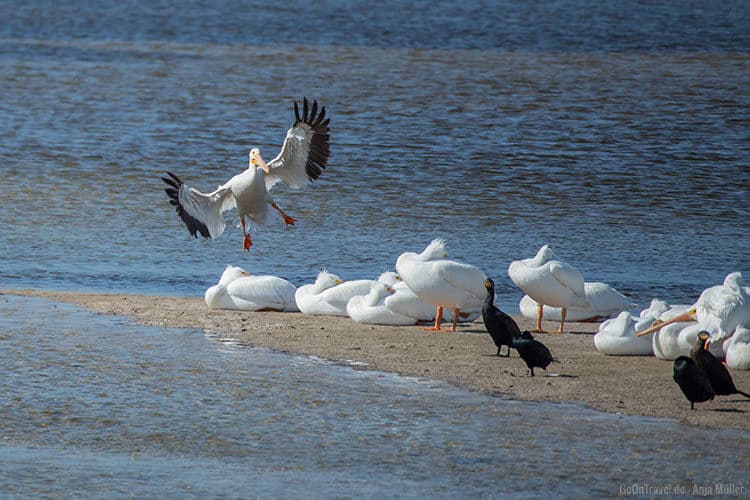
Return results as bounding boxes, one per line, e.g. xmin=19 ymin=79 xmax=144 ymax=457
xmin=242 ymin=235 xmax=253 ymax=251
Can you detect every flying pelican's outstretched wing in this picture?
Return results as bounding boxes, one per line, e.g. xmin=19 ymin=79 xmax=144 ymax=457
xmin=265 ymin=97 xmax=331 ymax=190
xmin=162 ymin=171 xmax=236 ymax=239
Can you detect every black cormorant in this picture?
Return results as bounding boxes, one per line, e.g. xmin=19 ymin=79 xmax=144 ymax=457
xmin=512 ymin=331 xmax=555 ymax=376
xmin=481 ymin=278 xmax=520 ymax=357
xmin=673 ymin=356 xmax=715 ymax=410
xmin=691 ymin=331 xmax=750 ymax=399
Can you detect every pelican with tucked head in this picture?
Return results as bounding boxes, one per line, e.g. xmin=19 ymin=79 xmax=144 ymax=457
xmin=204 ymin=265 xmax=298 ymax=311
xmin=395 ymin=238 xmax=487 ymax=332
xmin=508 ymin=244 xmax=589 ymax=333
xmin=162 ymin=97 xmax=331 ymax=252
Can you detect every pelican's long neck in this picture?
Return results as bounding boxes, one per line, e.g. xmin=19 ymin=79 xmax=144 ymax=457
xmin=419 ymin=239 xmax=447 ymax=261
xmin=365 ymin=285 xmax=387 ymax=307
xmin=205 ymin=284 xmax=227 ymax=308
xmin=530 ymin=245 xmax=554 ymax=266
xmin=724 ymin=272 xmax=746 ymax=297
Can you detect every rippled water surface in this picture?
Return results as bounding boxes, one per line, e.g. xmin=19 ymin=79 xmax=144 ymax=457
xmin=0 ymin=1 xmax=748 ymax=309
xmin=1 ymin=295 xmax=748 ymax=497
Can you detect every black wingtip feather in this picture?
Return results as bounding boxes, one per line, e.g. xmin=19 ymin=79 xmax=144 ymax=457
xmin=160 ymin=172 xmax=212 ymax=239
xmin=289 ymin=97 xmax=332 ymax=182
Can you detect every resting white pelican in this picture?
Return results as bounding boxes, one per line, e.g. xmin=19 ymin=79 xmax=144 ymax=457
xmin=346 ymin=282 xmax=417 ymax=325
xmin=652 ymin=321 xmax=698 ymax=360
xmin=520 ymin=281 xmax=636 ymax=323
xmin=377 ymin=271 xmax=440 ymax=324
xmin=507 ymin=244 xmax=589 ymax=333
xmin=725 ymin=327 xmax=750 ymax=370
xmin=593 ymin=311 xmax=653 ymax=356
xmin=204 ymin=265 xmax=298 ymax=311
xmin=395 ymin=238 xmax=487 ymax=332
xmin=633 ymin=298 xmax=671 ymax=333
xmin=162 ymin=97 xmax=330 ymax=252
xmin=295 ymin=271 xmax=376 ymax=317
xmin=636 ymin=272 xmax=750 ymax=343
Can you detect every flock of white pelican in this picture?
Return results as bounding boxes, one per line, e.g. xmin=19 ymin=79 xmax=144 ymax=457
xmin=204 ymin=239 xmax=484 ymax=332
xmin=163 ymin=97 xmax=749 ymax=371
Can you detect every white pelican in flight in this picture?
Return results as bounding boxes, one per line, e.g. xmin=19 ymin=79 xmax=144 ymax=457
xmin=395 ymin=239 xmax=487 ymax=332
xmin=507 ymin=244 xmax=589 ymax=333
xmin=162 ymin=97 xmax=330 ymax=251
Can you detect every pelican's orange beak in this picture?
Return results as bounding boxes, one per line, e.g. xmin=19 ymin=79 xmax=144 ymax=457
xmin=635 ymin=307 xmax=697 ymax=337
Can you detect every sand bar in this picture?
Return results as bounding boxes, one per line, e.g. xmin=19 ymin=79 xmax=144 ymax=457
xmin=4 ymin=289 xmax=749 ymax=430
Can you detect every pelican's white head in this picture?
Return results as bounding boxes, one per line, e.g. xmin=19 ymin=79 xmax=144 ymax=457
xmin=315 ymin=269 xmax=343 ymax=289
xmin=378 ymin=271 xmax=401 ymax=286
xmin=249 ymin=148 xmax=269 ymax=173
xmin=533 ymin=244 xmax=556 ymax=264
xmin=641 ymin=298 xmax=671 ymax=319
xmin=219 ymin=265 xmax=249 ymax=285
xmin=723 ymin=271 xmax=744 ymax=291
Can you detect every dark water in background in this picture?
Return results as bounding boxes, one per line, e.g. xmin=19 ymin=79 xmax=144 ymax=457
xmin=1 ymin=295 xmax=747 ymax=497
xmin=0 ymin=0 xmax=748 ymax=311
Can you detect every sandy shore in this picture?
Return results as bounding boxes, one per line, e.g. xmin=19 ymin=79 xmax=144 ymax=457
xmin=4 ymin=289 xmax=749 ymax=430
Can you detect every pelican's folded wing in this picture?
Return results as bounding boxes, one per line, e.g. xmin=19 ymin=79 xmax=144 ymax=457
xmin=162 ymin=172 xmax=235 ymax=239
xmin=265 ymin=97 xmax=331 ymax=190
xmin=435 ymin=261 xmax=487 ymax=296
xmin=549 ymin=261 xmax=586 ymax=298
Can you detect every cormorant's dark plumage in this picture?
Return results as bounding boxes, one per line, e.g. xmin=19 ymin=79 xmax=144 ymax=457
xmin=512 ymin=331 xmax=555 ymax=376
xmin=673 ymin=355 xmax=715 ymax=410
xmin=691 ymin=331 xmax=750 ymax=399
xmin=482 ymin=278 xmax=520 ymax=357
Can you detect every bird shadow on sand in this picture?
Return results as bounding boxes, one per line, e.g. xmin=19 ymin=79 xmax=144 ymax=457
xmin=556 ymin=330 xmax=596 ymax=335
xmin=711 ymin=408 xmax=746 ymax=413
xmin=454 ymin=326 xmax=491 ymax=334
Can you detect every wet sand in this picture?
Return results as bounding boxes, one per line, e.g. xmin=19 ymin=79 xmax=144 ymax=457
xmin=4 ymin=289 xmax=749 ymax=430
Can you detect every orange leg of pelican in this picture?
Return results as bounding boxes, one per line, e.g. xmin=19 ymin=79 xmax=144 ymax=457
xmin=271 ymin=202 xmax=296 ymax=227
xmin=534 ymin=304 xmax=545 ymax=333
xmin=554 ymin=308 xmax=567 ymax=334
xmin=240 ymin=218 xmax=253 ymax=252
xmin=449 ymin=308 xmax=461 ymax=332
xmin=423 ymin=306 xmax=444 ymax=332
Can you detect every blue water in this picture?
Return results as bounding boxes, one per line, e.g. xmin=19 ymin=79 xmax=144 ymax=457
xmin=1 ymin=295 xmax=747 ymax=497
xmin=1 ymin=1 xmax=749 ymax=496
xmin=0 ymin=0 xmax=748 ymax=310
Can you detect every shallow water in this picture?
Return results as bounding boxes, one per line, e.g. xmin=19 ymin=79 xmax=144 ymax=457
xmin=1 ymin=295 xmax=748 ymax=497
xmin=0 ymin=1 xmax=748 ymax=312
